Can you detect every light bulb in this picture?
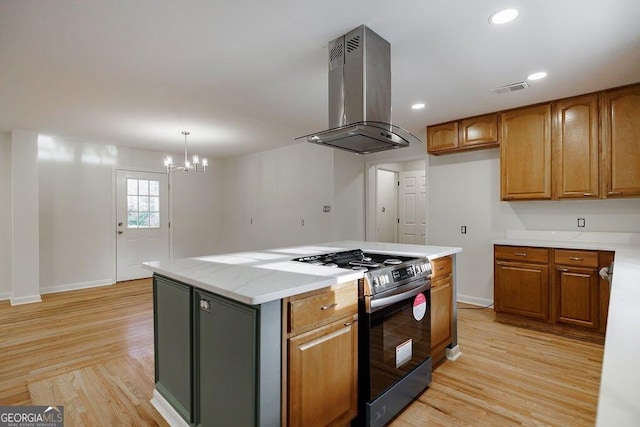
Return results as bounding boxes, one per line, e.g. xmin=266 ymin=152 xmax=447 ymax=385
xmin=164 ymin=156 xmax=173 ymax=167
xmin=192 ymin=154 xmax=199 ymax=165
xmin=202 ymin=158 xmax=208 ymax=167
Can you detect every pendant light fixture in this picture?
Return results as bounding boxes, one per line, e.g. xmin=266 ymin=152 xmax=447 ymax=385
xmin=163 ymin=131 xmax=208 ymax=174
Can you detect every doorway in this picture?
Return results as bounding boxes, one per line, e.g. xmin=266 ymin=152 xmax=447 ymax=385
xmin=115 ymin=170 xmax=169 ymax=281
xmin=366 ymin=159 xmax=427 ymax=244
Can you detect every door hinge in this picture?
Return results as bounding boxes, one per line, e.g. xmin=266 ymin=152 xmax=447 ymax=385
xmin=168 ymin=221 xmax=171 ymax=228
xmin=397 ymin=218 xmax=400 ymax=224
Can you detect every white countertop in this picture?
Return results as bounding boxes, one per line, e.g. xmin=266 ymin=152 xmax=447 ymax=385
xmin=493 ymin=230 xmax=640 ymax=426
xmin=143 ymin=241 xmax=462 ymax=305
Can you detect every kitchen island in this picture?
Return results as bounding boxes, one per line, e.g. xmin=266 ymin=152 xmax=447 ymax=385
xmin=143 ymin=241 xmax=462 ymax=426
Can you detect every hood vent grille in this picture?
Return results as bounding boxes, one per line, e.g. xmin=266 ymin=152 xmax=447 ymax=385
xmin=490 ymin=81 xmax=530 ymax=95
xmin=297 ymin=25 xmax=421 ymax=155
xmin=346 ymin=35 xmax=361 ymax=52
xmin=329 ymin=42 xmax=343 ymax=61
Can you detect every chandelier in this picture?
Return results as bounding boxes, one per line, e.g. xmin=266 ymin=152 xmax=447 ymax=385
xmin=163 ymin=131 xmax=208 ymax=173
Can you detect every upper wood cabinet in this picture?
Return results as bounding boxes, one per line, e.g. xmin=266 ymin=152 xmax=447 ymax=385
xmin=601 ymin=84 xmax=640 ymax=197
xmin=552 ymin=93 xmax=600 ymax=199
xmin=427 ymin=113 xmax=499 ymax=155
xmin=500 ymin=104 xmax=552 ymax=200
xmin=460 ymin=114 xmax=500 ymax=147
xmin=427 ymin=121 xmax=458 ymax=152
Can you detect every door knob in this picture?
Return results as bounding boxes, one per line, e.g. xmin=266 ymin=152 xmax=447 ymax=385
xmin=118 ymin=222 xmax=123 ymax=226
xmin=117 ymin=230 xmax=123 ymax=235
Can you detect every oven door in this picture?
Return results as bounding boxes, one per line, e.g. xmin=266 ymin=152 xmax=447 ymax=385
xmin=365 ymin=279 xmax=431 ymax=401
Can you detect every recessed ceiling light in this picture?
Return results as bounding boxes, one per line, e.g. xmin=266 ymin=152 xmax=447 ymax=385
xmin=411 ymin=103 xmax=426 ymax=110
xmin=527 ymin=71 xmax=548 ymax=81
xmin=489 ymin=9 xmax=519 ymax=25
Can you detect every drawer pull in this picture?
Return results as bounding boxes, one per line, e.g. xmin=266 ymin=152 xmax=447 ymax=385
xmin=320 ymin=303 xmax=338 ymax=310
xmin=559 ymin=268 xmax=570 ymax=272
xmin=514 ymin=252 xmax=527 ymax=257
xmin=437 ymin=266 xmax=445 ymax=270
xmin=569 ymin=257 xmax=583 ymax=261
xmin=344 ymin=321 xmax=353 ymax=327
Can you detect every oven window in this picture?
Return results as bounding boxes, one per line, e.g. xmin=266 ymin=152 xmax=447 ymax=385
xmin=368 ymin=292 xmax=431 ymax=399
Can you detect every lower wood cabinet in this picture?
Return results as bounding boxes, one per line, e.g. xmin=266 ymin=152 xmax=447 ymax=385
xmin=494 ymin=246 xmax=550 ymax=320
xmin=430 ymin=256 xmax=453 ymax=365
xmin=283 ymin=281 xmax=358 ymax=427
xmin=494 ymin=245 xmax=613 ymax=335
xmin=554 ymin=266 xmax=598 ymax=329
xmin=287 ymin=317 xmax=358 ymax=427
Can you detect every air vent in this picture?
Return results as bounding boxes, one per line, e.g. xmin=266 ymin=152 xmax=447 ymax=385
xmin=346 ymin=35 xmax=361 ymax=52
xmin=490 ymin=81 xmax=529 ymax=95
xmin=329 ymin=42 xmax=343 ymax=62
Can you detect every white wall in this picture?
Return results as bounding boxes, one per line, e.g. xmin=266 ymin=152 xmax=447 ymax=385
xmin=0 ymin=132 xmax=12 ymax=297
xmin=221 ymin=142 xmax=336 ymax=252
xmin=428 ymin=148 xmax=640 ymax=305
xmin=0 ymin=134 xmax=225 ymax=300
xmin=171 ymin=158 xmax=224 ymax=258
xmin=38 ymin=139 xmax=115 ymax=292
xmin=332 ymin=149 xmax=365 ymax=241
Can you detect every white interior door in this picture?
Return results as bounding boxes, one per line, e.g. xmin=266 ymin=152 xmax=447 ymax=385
xmin=116 ymin=170 xmax=169 ymax=281
xmin=376 ymin=169 xmax=398 ymax=243
xmin=398 ymin=170 xmax=426 ymax=244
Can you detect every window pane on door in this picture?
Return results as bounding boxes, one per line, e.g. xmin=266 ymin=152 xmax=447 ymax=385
xmin=126 ymin=178 xmax=161 ymax=229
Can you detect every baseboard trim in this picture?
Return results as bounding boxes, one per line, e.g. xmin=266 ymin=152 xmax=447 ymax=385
xmin=457 ymin=294 xmax=493 ymax=307
xmin=150 ymin=389 xmax=189 ymax=427
xmin=40 ymin=279 xmax=114 ymax=295
xmin=0 ymin=292 xmax=11 ymax=301
xmin=10 ymin=294 xmax=42 ymax=306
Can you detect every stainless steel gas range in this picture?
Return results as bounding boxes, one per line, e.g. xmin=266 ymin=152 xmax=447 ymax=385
xmin=293 ymin=249 xmax=433 ymax=426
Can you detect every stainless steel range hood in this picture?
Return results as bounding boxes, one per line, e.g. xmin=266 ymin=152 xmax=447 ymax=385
xmin=297 ymin=25 xmax=421 ymax=155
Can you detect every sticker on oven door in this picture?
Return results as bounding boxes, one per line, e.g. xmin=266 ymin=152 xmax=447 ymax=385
xmin=396 ymin=339 xmax=413 ymax=368
xmin=413 ymin=293 xmax=427 ymax=321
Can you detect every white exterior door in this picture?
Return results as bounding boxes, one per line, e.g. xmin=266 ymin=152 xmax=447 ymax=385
xmin=398 ymin=170 xmax=426 ymax=244
xmin=116 ymin=170 xmax=169 ymax=281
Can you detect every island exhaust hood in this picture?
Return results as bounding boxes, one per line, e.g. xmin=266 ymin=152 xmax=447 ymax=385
xmin=297 ymin=25 xmax=421 ymax=155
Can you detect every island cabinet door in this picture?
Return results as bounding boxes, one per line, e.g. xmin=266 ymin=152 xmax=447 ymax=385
xmin=287 ymin=316 xmax=358 ymax=427
xmin=153 ymin=275 xmax=193 ymax=423
xmin=195 ymin=291 xmax=258 ymax=427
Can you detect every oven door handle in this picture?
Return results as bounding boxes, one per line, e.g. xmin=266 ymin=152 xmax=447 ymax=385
xmin=369 ymin=281 xmax=431 ymax=313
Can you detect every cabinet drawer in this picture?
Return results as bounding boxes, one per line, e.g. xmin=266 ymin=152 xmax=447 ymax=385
xmin=495 ymin=246 xmax=549 ymax=263
xmin=288 ymin=285 xmax=358 ymax=334
xmin=431 ymin=256 xmax=452 ymax=280
xmin=554 ymin=249 xmax=598 ymax=268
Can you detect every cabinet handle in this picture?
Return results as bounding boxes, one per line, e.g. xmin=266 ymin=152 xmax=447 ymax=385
xmin=608 ymin=191 xmax=622 ymax=195
xmin=583 ymin=193 xmax=595 ymax=196
xmin=514 ymin=252 xmax=527 ymax=257
xmin=569 ymin=257 xmax=583 ymax=261
xmin=320 ymin=303 xmax=338 ymax=310
xmin=344 ymin=321 xmax=353 ymax=326
xmin=559 ymin=268 xmax=570 ymax=272
xmin=437 ymin=266 xmax=445 ymax=270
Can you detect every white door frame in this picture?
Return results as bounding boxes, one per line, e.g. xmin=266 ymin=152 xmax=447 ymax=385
xmin=364 ymin=155 xmax=427 ymax=242
xmin=112 ymin=168 xmax=172 ymax=282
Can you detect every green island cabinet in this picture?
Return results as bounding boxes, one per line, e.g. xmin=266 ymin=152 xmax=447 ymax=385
xmin=153 ymin=274 xmax=281 ymax=426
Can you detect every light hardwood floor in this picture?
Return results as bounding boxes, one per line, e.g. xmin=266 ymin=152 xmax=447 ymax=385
xmin=0 ymin=279 xmax=603 ymax=426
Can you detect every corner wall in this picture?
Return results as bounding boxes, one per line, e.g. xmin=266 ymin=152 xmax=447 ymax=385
xmin=428 ymin=148 xmax=640 ymax=305
xmin=0 ymin=132 xmax=12 ymax=298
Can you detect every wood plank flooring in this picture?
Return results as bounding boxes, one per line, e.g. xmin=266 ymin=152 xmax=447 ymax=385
xmin=0 ymin=280 xmax=603 ymax=426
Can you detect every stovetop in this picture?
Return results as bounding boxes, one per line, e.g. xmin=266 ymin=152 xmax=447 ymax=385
xmin=292 ymin=249 xmax=432 ymax=295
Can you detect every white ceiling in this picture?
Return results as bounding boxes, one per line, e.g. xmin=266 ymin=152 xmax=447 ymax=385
xmin=1 ymin=0 xmax=639 ymax=159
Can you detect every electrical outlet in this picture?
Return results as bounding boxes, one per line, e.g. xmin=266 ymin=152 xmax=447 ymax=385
xmin=323 ymin=205 xmax=331 ymax=213
xmin=578 ymin=218 xmax=586 ymax=228
xmin=461 ymin=225 xmax=467 ymax=234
